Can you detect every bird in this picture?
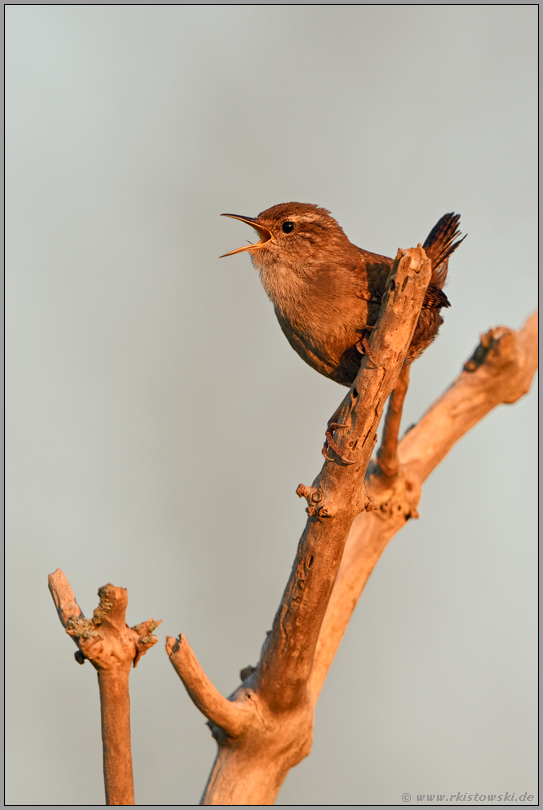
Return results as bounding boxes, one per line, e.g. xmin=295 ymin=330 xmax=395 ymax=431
xmin=220 ymin=203 xmax=464 ymax=388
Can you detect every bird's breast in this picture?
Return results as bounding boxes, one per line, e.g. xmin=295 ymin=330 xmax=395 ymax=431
xmin=272 ymin=275 xmax=370 ymax=382
xmin=251 ymin=252 xmax=376 ymax=383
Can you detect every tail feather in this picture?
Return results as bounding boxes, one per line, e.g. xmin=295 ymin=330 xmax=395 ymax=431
xmin=423 ymin=212 xmax=466 ymax=290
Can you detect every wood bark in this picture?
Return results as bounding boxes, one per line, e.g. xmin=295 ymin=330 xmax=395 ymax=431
xmin=48 ymin=570 xmax=161 ymax=806
xmin=166 ymin=230 xmax=537 ymax=804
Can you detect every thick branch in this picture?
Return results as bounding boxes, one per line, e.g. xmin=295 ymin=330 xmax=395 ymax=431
xmin=48 ymin=570 xmax=161 ymax=806
xmin=257 ymin=247 xmax=432 ymax=710
xmin=308 ymin=311 xmax=538 ymax=702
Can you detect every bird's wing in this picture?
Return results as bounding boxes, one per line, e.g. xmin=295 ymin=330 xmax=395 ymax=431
xmin=356 ymin=249 xmax=450 ymax=311
xmin=425 ymin=282 xmax=450 ymax=309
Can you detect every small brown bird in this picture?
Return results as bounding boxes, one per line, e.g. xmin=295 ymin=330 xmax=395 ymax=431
xmin=221 ymin=203 xmax=464 ymax=387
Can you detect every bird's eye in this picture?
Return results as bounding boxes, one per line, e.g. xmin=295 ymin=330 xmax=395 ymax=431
xmin=282 ymin=221 xmax=295 ymax=234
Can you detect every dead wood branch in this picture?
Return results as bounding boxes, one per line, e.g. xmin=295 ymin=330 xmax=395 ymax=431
xmin=166 ymin=634 xmax=256 ymax=737
xmin=48 ymin=569 xmax=161 ymax=806
xmin=168 ymin=246 xmax=437 ymax=805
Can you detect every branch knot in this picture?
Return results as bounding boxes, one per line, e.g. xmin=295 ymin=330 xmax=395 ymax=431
xmin=463 ymin=326 xmax=515 ymax=373
xmin=296 ymin=484 xmax=334 ymax=517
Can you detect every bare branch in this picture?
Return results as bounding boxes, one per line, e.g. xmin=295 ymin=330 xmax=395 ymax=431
xmin=48 ymin=570 xmax=160 ymax=805
xmin=166 ymin=634 xmax=254 ymax=738
xmin=48 ymin=569 xmax=85 ymax=628
xmin=257 ymin=247 xmax=432 ymax=711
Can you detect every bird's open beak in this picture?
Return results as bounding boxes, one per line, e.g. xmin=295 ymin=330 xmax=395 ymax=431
xmin=220 ymin=214 xmax=273 ymax=257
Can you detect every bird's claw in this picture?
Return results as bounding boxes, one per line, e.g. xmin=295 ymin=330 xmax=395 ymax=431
xmin=322 ymin=422 xmax=356 ymax=465
xmin=356 ymin=335 xmax=378 ymax=365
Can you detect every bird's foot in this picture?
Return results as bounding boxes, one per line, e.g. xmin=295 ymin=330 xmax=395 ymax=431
xmin=356 ymin=326 xmax=378 ymax=365
xmin=322 ymin=422 xmax=356 ymax=465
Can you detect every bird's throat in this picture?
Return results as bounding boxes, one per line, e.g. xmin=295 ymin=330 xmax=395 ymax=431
xmin=250 ymin=252 xmax=309 ymax=319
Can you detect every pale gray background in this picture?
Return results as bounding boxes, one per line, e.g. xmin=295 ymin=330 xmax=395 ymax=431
xmin=6 ymin=6 xmax=537 ymax=807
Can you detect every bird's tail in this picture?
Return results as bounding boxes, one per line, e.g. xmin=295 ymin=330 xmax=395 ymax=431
xmin=423 ymin=213 xmax=466 ymax=291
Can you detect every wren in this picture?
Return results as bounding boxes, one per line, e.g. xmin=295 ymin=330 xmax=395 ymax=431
xmin=221 ymin=203 xmax=464 ymax=388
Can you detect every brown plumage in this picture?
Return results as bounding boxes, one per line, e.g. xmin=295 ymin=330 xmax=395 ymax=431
xmin=221 ymin=203 xmax=465 ymax=387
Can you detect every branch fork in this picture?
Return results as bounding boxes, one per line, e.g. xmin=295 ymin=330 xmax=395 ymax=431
xmin=48 ymin=570 xmax=161 ymax=805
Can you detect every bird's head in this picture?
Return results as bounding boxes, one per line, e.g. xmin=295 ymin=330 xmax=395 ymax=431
xmin=220 ymin=202 xmax=350 ymax=272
